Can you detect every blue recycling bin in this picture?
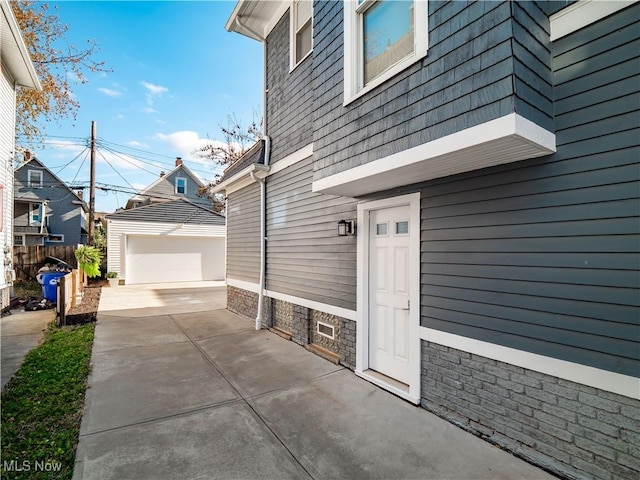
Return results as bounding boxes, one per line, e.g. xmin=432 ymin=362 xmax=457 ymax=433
xmin=41 ymin=272 xmax=67 ymax=303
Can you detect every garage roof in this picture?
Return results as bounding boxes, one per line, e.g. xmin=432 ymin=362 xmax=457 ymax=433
xmin=106 ymin=199 xmax=224 ymax=225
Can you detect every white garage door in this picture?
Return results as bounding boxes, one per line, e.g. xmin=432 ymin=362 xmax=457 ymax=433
xmin=126 ymin=236 xmax=225 ymax=284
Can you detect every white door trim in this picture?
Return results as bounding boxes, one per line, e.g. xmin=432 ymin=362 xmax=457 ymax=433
xmin=356 ymin=193 xmax=421 ymax=404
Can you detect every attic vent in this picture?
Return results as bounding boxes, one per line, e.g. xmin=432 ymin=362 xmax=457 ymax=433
xmin=317 ymin=321 xmax=335 ymax=340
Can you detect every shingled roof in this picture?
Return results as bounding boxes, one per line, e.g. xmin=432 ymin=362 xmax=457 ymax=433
xmin=106 ymin=198 xmax=225 ymax=225
xmin=219 ymin=139 xmax=265 ymax=182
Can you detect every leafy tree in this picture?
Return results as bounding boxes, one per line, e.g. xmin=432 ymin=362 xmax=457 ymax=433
xmin=12 ymin=0 xmax=110 ymax=144
xmin=194 ymin=114 xmax=263 ymax=213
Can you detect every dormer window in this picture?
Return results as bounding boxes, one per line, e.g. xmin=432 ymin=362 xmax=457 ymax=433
xmin=290 ymin=0 xmax=313 ymax=70
xmin=175 ymin=177 xmax=187 ymax=195
xmin=344 ymin=0 xmax=428 ymax=104
xmin=28 ymin=170 xmax=43 ymax=188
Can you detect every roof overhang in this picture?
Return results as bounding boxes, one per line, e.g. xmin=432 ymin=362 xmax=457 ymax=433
xmin=312 ymin=114 xmax=556 ymax=197
xmin=225 ymin=0 xmax=287 ymax=41
xmin=212 ymin=163 xmax=270 ymax=195
xmin=0 ymin=0 xmax=41 ymax=90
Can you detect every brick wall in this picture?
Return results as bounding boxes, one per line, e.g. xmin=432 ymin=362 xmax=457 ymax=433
xmin=310 ymin=310 xmax=340 ymax=353
xmin=273 ymin=299 xmax=294 ymax=334
xmin=338 ymin=318 xmax=356 ymax=370
xmin=421 ymin=341 xmax=640 ymax=480
xmin=227 ymin=286 xmax=271 ymax=325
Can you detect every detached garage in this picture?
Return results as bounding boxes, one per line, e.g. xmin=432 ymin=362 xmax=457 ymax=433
xmin=106 ymin=199 xmax=225 ymax=285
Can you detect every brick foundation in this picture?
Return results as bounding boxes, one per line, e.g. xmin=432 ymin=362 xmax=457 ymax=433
xmin=226 ymin=286 xmax=356 ymax=371
xmin=421 ymin=340 xmax=640 ymax=480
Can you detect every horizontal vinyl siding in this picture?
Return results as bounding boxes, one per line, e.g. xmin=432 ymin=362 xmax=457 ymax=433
xmin=266 ymin=157 xmax=357 ymax=310
xmin=0 ymin=66 xmax=15 ymax=289
xmin=313 ymin=0 xmax=533 ymax=181
xmin=226 ymin=182 xmax=261 ymax=283
xmin=106 ymin=219 xmax=224 ymax=279
xmin=266 ymin=9 xmax=314 ymax=163
xmin=420 ymin=4 xmax=640 ymax=377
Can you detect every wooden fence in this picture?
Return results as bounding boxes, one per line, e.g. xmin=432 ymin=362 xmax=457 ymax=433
xmin=57 ymin=270 xmax=81 ymax=326
xmin=13 ymin=245 xmax=77 ymax=282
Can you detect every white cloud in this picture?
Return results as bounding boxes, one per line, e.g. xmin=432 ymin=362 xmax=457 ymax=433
xmin=143 ymin=106 xmax=158 ymax=114
xmin=98 ymin=87 xmax=123 ymax=97
xmin=140 ymin=81 xmax=168 ymax=96
xmin=153 ymin=130 xmax=220 ymax=165
xmin=126 ymin=140 xmax=150 ymax=149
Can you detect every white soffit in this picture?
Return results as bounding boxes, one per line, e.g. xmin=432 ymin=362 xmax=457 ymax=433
xmin=0 ymin=0 xmax=41 ymax=89
xmin=312 ymin=114 xmax=556 ymax=197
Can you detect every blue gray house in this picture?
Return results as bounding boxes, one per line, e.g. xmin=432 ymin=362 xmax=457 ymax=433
xmin=14 ymin=156 xmax=88 ymax=246
xmin=215 ymin=2 xmax=640 ymax=478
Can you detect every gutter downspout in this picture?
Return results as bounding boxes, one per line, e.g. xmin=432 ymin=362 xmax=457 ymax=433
xmin=237 ymin=14 xmax=271 ymax=330
xmin=250 ymin=133 xmax=270 ymax=330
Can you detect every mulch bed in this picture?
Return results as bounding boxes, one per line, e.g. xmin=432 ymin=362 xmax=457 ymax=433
xmin=65 ymin=285 xmax=101 ymax=325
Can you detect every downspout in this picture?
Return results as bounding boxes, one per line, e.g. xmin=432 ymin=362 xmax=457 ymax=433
xmin=237 ymin=11 xmax=271 ymax=330
xmin=250 ymin=132 xmax=270 ymax=330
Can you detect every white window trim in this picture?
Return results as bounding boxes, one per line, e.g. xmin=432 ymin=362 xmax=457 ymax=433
xmin=356 ymin=193 xmax=421 ymax=404
xmin=175 ymin=177 xmax=187 ymax=195
xmin=343 ymin=0 xmax=428 ymax=106
xmin=46 ymin=234 xmax=64 ymax=243
xmin=549 ymin=0 xmax=637 ymax=41
xmin=14 ymin=235 xmax=25 ymax=246
xmin=290 ymin=0 xmax=313 ymax=72
xmin=28 ymin=170 xmax=43 ymax=188
xmin=29 ymin=203 xmax=41 ymax=225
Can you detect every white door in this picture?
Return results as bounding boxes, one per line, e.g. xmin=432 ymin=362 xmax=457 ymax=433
xmin=126 ymin=236 xmax=225 ymax=284
xmin=369 ymin=205 xmax=411 ymax=384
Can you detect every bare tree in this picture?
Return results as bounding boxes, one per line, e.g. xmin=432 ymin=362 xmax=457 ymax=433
xmin=194 ymin=113 xmax=263 ymax=213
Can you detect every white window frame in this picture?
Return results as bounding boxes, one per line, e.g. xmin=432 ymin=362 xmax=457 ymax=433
xmin=175 ymin=177 xmax=187 ymax=195
xmin=29 ymin=203 xmax=41 ymax=225
xmin=290 ymin=0 xmax=313 ymax=71
xmin=14 ymin=235 xmax=25 ymax=246
xmin=343 ymin=0 xmax=429 ymax=105
xmin=28 ymin=170 xmax=43 ymax=188
xmin=46 ymin=234 xmax=64 ymax=243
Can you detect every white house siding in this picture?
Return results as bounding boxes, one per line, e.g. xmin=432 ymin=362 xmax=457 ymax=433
xmin=0 ymin=63 xmax=16 ymax=306
xmin=106 ymin=219 xmax=225 ymax=282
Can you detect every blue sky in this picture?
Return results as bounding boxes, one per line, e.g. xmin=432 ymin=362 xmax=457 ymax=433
xmin=30 ymin=0 xmax=262 ymax=212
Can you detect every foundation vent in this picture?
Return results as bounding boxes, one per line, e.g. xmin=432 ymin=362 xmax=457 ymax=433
xmin=317 ymin=321 xmax=335 ymax=340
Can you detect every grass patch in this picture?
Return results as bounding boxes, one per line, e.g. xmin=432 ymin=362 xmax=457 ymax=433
xmin=1 ymin=323 xmax=95 ymax=479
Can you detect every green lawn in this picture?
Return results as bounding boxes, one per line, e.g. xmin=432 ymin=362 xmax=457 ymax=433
xmin=1 ymin=323 xmax=95 ymax=480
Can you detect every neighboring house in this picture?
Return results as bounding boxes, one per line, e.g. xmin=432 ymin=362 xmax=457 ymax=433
xmin=125 ymin=157 xmax=211 ymax=209
xmin=0 ymin=0 xmax=41 ymax=308
xmin=217 ymin=1 xmax=639 ymax=479
xmin=14 ymin=156 xmax=88 ymax=246
xmin=106 ymin=199 xmax=225 ymax=284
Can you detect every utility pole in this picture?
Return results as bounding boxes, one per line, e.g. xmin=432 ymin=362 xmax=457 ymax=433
xmin=88 ymin=121 xmax=96 ymax=245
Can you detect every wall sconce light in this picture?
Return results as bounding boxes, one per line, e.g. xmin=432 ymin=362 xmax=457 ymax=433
xmin=338 ymin=219 xmax=356 ymax=236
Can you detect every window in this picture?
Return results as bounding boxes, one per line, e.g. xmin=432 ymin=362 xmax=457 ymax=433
xmin=28 ymin=170 xmax=43 ymax=188
xmin=14 ymin=235 xmax=25 ymax=246
xmin=376 ymin=222 xmax=388 ymax=236
xmin=175 ymin=177 xmax=187 ymax=195
xmin=344 ymin=0 xmax=428 ymax=104
xmin=290 ymin=0 xmax=313 ymax=69
xmin=396 ymin=221 xmax=409 ymax=235
xmin=29 ymin=203 xmax=41 ymax=225
xmin=47 ymin=234 xmax=64 ymax=243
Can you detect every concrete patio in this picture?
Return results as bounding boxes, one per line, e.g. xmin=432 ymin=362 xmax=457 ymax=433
xmin=74 ymin=282 xmax=555 ymax=479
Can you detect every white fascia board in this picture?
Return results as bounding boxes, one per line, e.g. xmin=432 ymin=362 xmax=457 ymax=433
xmin=212 ymin=164 xmax=270 ymax=194
xmin=312 ymin=114 xmax=556 ymax=197
xmin=226 ymin=0 xmax=287 ymax=41
xmin=550 ymin=0 xmax=638 ymax=41
xmin=265 ymin=289 xmax=356 ymax=321
xmin=227 ymin=277 xmax=260 ymax=294
xmin=421 ymin=327 xmax=640 ymax=400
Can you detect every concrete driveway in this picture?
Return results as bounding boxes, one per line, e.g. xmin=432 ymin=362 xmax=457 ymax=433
xmin=74 ymin=282 xmax=554 ymax=480
xmin=1 ymin=308 xmax=55 ymax=390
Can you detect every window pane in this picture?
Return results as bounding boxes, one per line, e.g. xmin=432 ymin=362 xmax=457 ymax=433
xmin=396 ymin=221 xmax=409 ymax=235
xmin=376 ymin=223 xmax=388 ymax=236
xmin=296 ymin=19 xmax=312 ymax=63
xmin=364 ymin=0 xmax=414 ymax=85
